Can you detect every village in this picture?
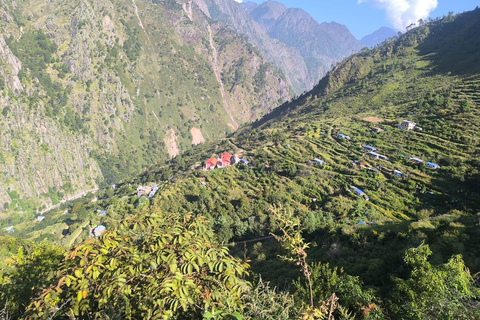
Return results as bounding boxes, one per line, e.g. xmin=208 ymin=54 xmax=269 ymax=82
xmin=4 ymin=118 xmax=443 ymax=237
xmin=204 ymin=152 xmax=249 ymax=170
xmin=341 ymin=119 xmax=441 ymax=201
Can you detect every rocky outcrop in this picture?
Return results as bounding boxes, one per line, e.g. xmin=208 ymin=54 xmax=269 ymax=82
xmin=0 ymin=35 xmax=23 ymax=95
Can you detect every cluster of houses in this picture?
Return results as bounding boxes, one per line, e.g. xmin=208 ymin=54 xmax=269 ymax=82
xmin=204 ymin=152 xmax=249 ymax=170
xmin=136 ymin=184 xmax=160 ymax=199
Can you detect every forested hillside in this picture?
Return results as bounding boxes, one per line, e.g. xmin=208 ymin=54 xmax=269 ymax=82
xmin=0 ymin=0 xmax=292 ymax=215
xmin=1 ymin=7 xmax=480 ymax=320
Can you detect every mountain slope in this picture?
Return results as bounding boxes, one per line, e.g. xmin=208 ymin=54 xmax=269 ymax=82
xmin=0 ymin=0 xmax=292 ymax=214
xmin=248 ymin=1 xmax=363 ymax=90
xmin=195 ymin=0 xmax=311 ymax=93
xmin=361 ymin=26 xmax=398 ymax=48
xmin=2 ymin=8 xmax=480 ymax=320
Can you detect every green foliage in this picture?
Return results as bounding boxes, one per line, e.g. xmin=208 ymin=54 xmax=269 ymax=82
xmin=294 ymin=262 xmax=381 ymax=318
xmin=0 ymin=241 xmax=64 ymax=319
xmin=24 ymin=211 xmax=250 ymax=319
xmin=388 ymin=243 xmax=480 ymax=319
xmin=241 ymin=279 xmax=300 ymax=320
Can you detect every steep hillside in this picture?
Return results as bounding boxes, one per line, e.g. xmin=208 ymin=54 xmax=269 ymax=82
xmin=197 ymin=0 xmax=362 ymax=94
xmin=0 ymin=0 xmax=291 ymax=215
xmin=1 ymin=8 xmax=480 ymax=320
xmin=195 ymin=0 xmax=311 ymax=93
xmin=248 ymin=1 xmax=363 ymax=90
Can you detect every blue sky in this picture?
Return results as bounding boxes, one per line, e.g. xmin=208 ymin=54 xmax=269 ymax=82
xmin=244 ymin=0 xmax=480 ymax=39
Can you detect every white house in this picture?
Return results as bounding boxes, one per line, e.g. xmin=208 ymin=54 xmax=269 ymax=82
xmin=400 ymin=120 xmax=416 ymax=131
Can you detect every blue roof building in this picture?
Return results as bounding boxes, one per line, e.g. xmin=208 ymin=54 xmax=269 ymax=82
xmin=426 ymin=162 xmax=440 ymax=170
xmin=92 ymin=225 xmax=106 ymax=237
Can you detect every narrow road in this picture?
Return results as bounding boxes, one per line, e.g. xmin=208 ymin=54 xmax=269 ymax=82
xmin=207 ymin=25 xmax=238 ymax=130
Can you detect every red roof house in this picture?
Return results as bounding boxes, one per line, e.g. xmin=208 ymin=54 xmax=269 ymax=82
xmin=220 ymin=152 xmax=233 ymax=167
xmin=205 ymin=158 xmax=218 ymax=170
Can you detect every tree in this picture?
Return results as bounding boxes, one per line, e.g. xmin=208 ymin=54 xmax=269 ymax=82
xmin=0 ymin=241 xmax=64 ymax=319
xmin=388 ymin=243 xmax=480 ymax=320
xmin=24 ymin=211 xmax=250 ymax=319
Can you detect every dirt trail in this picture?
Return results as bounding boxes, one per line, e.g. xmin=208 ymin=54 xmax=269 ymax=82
xmin=207 ymin=25 xmax=238 ymax=130
xmin=131 ymin=0 xmax=152 ymax=45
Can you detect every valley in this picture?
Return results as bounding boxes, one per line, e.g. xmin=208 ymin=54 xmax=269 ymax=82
xmin=1 ymin=3 xmax=480 ymax=320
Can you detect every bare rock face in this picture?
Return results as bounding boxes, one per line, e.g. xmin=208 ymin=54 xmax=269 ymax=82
xmin=0 ymin=35 xmax=23 ymax=94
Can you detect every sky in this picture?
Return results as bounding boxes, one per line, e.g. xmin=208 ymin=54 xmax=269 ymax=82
xmin=240 ymin=0 xmax=480 ymax=39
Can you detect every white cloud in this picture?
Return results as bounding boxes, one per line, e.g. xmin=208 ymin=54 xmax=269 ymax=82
xmin=359 ymin=0 xmax=438 ymax=30
xmin=233 ymin=0 xmax=243 ymax=3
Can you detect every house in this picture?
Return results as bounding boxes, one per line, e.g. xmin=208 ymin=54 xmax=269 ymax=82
xmin=92 ymin=225 xmax=106 ymax=237
xmin=312 ymin=158 xmax=326 ymax=166
xmin=368 ymin=151 xmax=380 ymax=159
xmin=379 ymin=155 xmax=389 ymax=161
xmin=371 ymin=127 xmax=383 ymax=133
xmin=393 ymin=170 xmax=404 ymax=177
xmin=204 ymin=157 xmax=218 ymax=170
xmin=6 ymin=226 xmax=14 ymax=233
xmin=410 ymin=157 xmax=423 ymax=164
xmin=400 ymin=120 xmax=416 ymax=131
xmin=350 ymin=186 xmax=369 ymax=201
xmin=137 ymin=186 xmax=152 ymax=197
xmin=36 ymin=215 xmax=45 ymax=222
xmin=98 ymin=210 xmax=107 ymax=216
xmin=338 ymin=133 xmax=351 ymax=140
xmin=239 ymin=158 xmax=249 ymax=165
xmin=147 ymin=185 xmax=160 ymax=199
xmin=231 ymin=154 xmax=241 ymax=165
xmin=220 ymin=152 xmax=233 ymax=167
xmin=426 ymin=162 xmax=440 ymax=170
xmin=362 ymin=145 xmax=377 ymax=152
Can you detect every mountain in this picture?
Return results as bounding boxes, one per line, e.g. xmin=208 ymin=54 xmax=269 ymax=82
xmin=197 ymin=0 xmax=362 ymax=94
xmin=194 ymin=0 xmax=311 ymax=93
xmin=2 ymin=7 xmax=480 ymax=320
xmin=361 ymin=26 xmax=399 ymax=48
xmin=248 ymin=1 xmax=364 ymax=91
xmin=0 ymin=0 xmax=292 ymax=214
